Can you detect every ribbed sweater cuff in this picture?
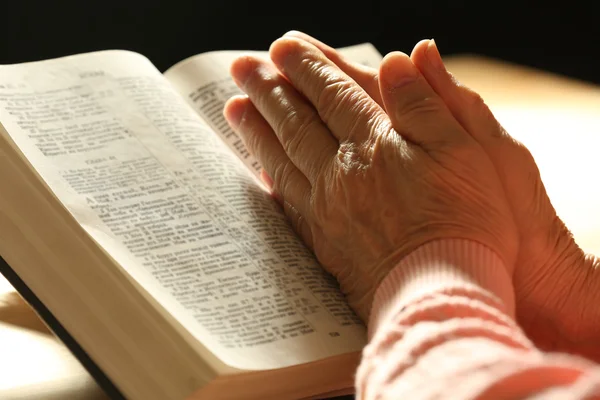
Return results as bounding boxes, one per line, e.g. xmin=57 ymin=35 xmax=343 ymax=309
xmin=368 ymin=239 xmax=515 ymax=339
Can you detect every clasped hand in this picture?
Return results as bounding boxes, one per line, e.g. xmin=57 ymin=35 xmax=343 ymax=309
xmin=224 ymin=35 xmax=518 ymax=322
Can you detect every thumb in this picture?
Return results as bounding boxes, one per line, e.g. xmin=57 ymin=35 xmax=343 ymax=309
xmin=410 ymin=39 xmax=515 ymax=150
xmin=410 ymin=40 xmax=559 ymax=235
xmin=377 ymin=51 xmax=471 ymax=149
xmin=409 ymin=39 xmax=545 ymax=185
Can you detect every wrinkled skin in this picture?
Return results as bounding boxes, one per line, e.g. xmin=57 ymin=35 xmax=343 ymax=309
xmin=223 ymin=35 xmax=518 ymax=322
xmin=279 ymin=31 xmax=600 ymax=359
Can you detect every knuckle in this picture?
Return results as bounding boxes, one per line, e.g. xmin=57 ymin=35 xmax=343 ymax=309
xmin=273 ymin=108 xmax=314 ymax=153
xmin=280 ymin=174 xmax=301 ymax=204
xmin=317 ymin=76 xmax=382 ymax=141
xmin=283 ymin=201 xmax=299 ymax=224
xmin=428 ymin=133 xmax=479 ymax=162
xmin=241 ymin=124 xmax=259 ymax=155
xmin=283 ymin=115 xmax=319 ymax=156
xmin=316 ymin=78 xmax=355 ymax=122
xmin=274 ymin=108 xmax=299 ymax=139
xmin=463 ymin=87 xmax=486 ymax=109
xmin=401 ymin=96 xmax=445 ymax=122
xmin=299 ymin=56 xmax=331 ymax=84
xmin=459 ymin=86 xmax=511 ymax=140
xmin=247 ymin=71 xmax=280 ymax=109
xmin=272 ymin=159 xmax=295 ymax=189
xmin=461 ymin=87 xmax=500 ymax=125
xmin=298 ymin=56 xmax=322 ymax=78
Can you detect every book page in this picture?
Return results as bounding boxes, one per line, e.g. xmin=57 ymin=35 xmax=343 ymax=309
xmin=0 ymin=50 xmax=366 ymax=371
xmin=164 ymin=43 xmax=383 ymax=175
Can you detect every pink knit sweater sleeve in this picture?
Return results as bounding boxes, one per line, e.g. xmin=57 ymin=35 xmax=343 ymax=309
xmin=356 ymin=239 xmax=600 ymax=399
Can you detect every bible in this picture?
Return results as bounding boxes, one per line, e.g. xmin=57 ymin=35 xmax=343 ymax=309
xmin=0 ymin=44 xmax=384 ymax=399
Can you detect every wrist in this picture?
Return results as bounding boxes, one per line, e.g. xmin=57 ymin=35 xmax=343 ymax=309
xmin=516 ymin=246 xmax=600 ymax=360
xmin=368 ymin=239 xmax=515 ymax=339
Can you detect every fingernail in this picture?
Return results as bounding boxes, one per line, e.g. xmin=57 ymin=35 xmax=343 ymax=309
xmin=270 ymin=37 xmax=305 ymax=72
xmin=224 ymin=97 xmax=247 ymax=130
xmin=260 ymin=169 xmax=273 ymax=189
xmin=382 ymin=52 xmax=419 ymax=88
xmin=269 ymin=38 xmax=291 ymax=71
xmin=426 ymin=39 xmax=446 ymax=71
xmin=231 ymin=55 xmax=256 ymax=87
xmin=283 ymin=30 xmax=301 ymax=38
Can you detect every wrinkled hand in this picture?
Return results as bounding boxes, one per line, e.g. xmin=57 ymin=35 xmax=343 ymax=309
xmin=224 ymin=37 xmax=518 ymax=322
xmin=287 ymin=30 xmax=600 ymax=353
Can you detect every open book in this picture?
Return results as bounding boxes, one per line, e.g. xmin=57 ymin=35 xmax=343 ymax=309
xmin=0 ymin=44 xmax=383 ymax=399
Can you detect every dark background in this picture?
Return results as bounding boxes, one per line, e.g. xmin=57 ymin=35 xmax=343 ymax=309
xmin=1 ymin=0 xmax=599 ymax=85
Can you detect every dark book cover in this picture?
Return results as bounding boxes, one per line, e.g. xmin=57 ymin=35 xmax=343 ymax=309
xmin=0 ymin=255 xmax=356 ymax=399
xmin=0 ymin=255 xmax=126 ymax=400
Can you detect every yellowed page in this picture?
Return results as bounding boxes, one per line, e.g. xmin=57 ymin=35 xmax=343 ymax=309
xmin=164 ymin=43 xmax=382 ymax=175
xmin=0 ymin=50 xmax=366 ymax=371
xmin=166 ymin=47 xmax=600 ymax=256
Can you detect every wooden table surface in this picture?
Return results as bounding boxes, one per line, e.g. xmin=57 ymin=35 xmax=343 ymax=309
xmin=1 ymin=55 xmax=599 ymax=399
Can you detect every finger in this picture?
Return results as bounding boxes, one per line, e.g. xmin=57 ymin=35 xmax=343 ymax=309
xmin=410 ymin=39 xmax=515 ymax=148
xmin=377 ymin=51 xmax=473 ymax=150
xmin=229 ymin=55 xmax=337 ymax=185
xmin=223 ymin=95 xmax=313 ymax=220
xmin=280 ymin=199 xmax=347 ymax=292
xmin=260 ymin=169 xmax=274 ymax=190
xmin=263 ymin=169 xmax=317 ymax=255
xmin=283 ymin=30 xmax=383 ymax=106
xmin=282 ymin=199 xmax=314 ymax=251
xmin=410 ymin=40 xmax=550 ymax=227
xmin=269 ymin=37 xmax=385 ymax=143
